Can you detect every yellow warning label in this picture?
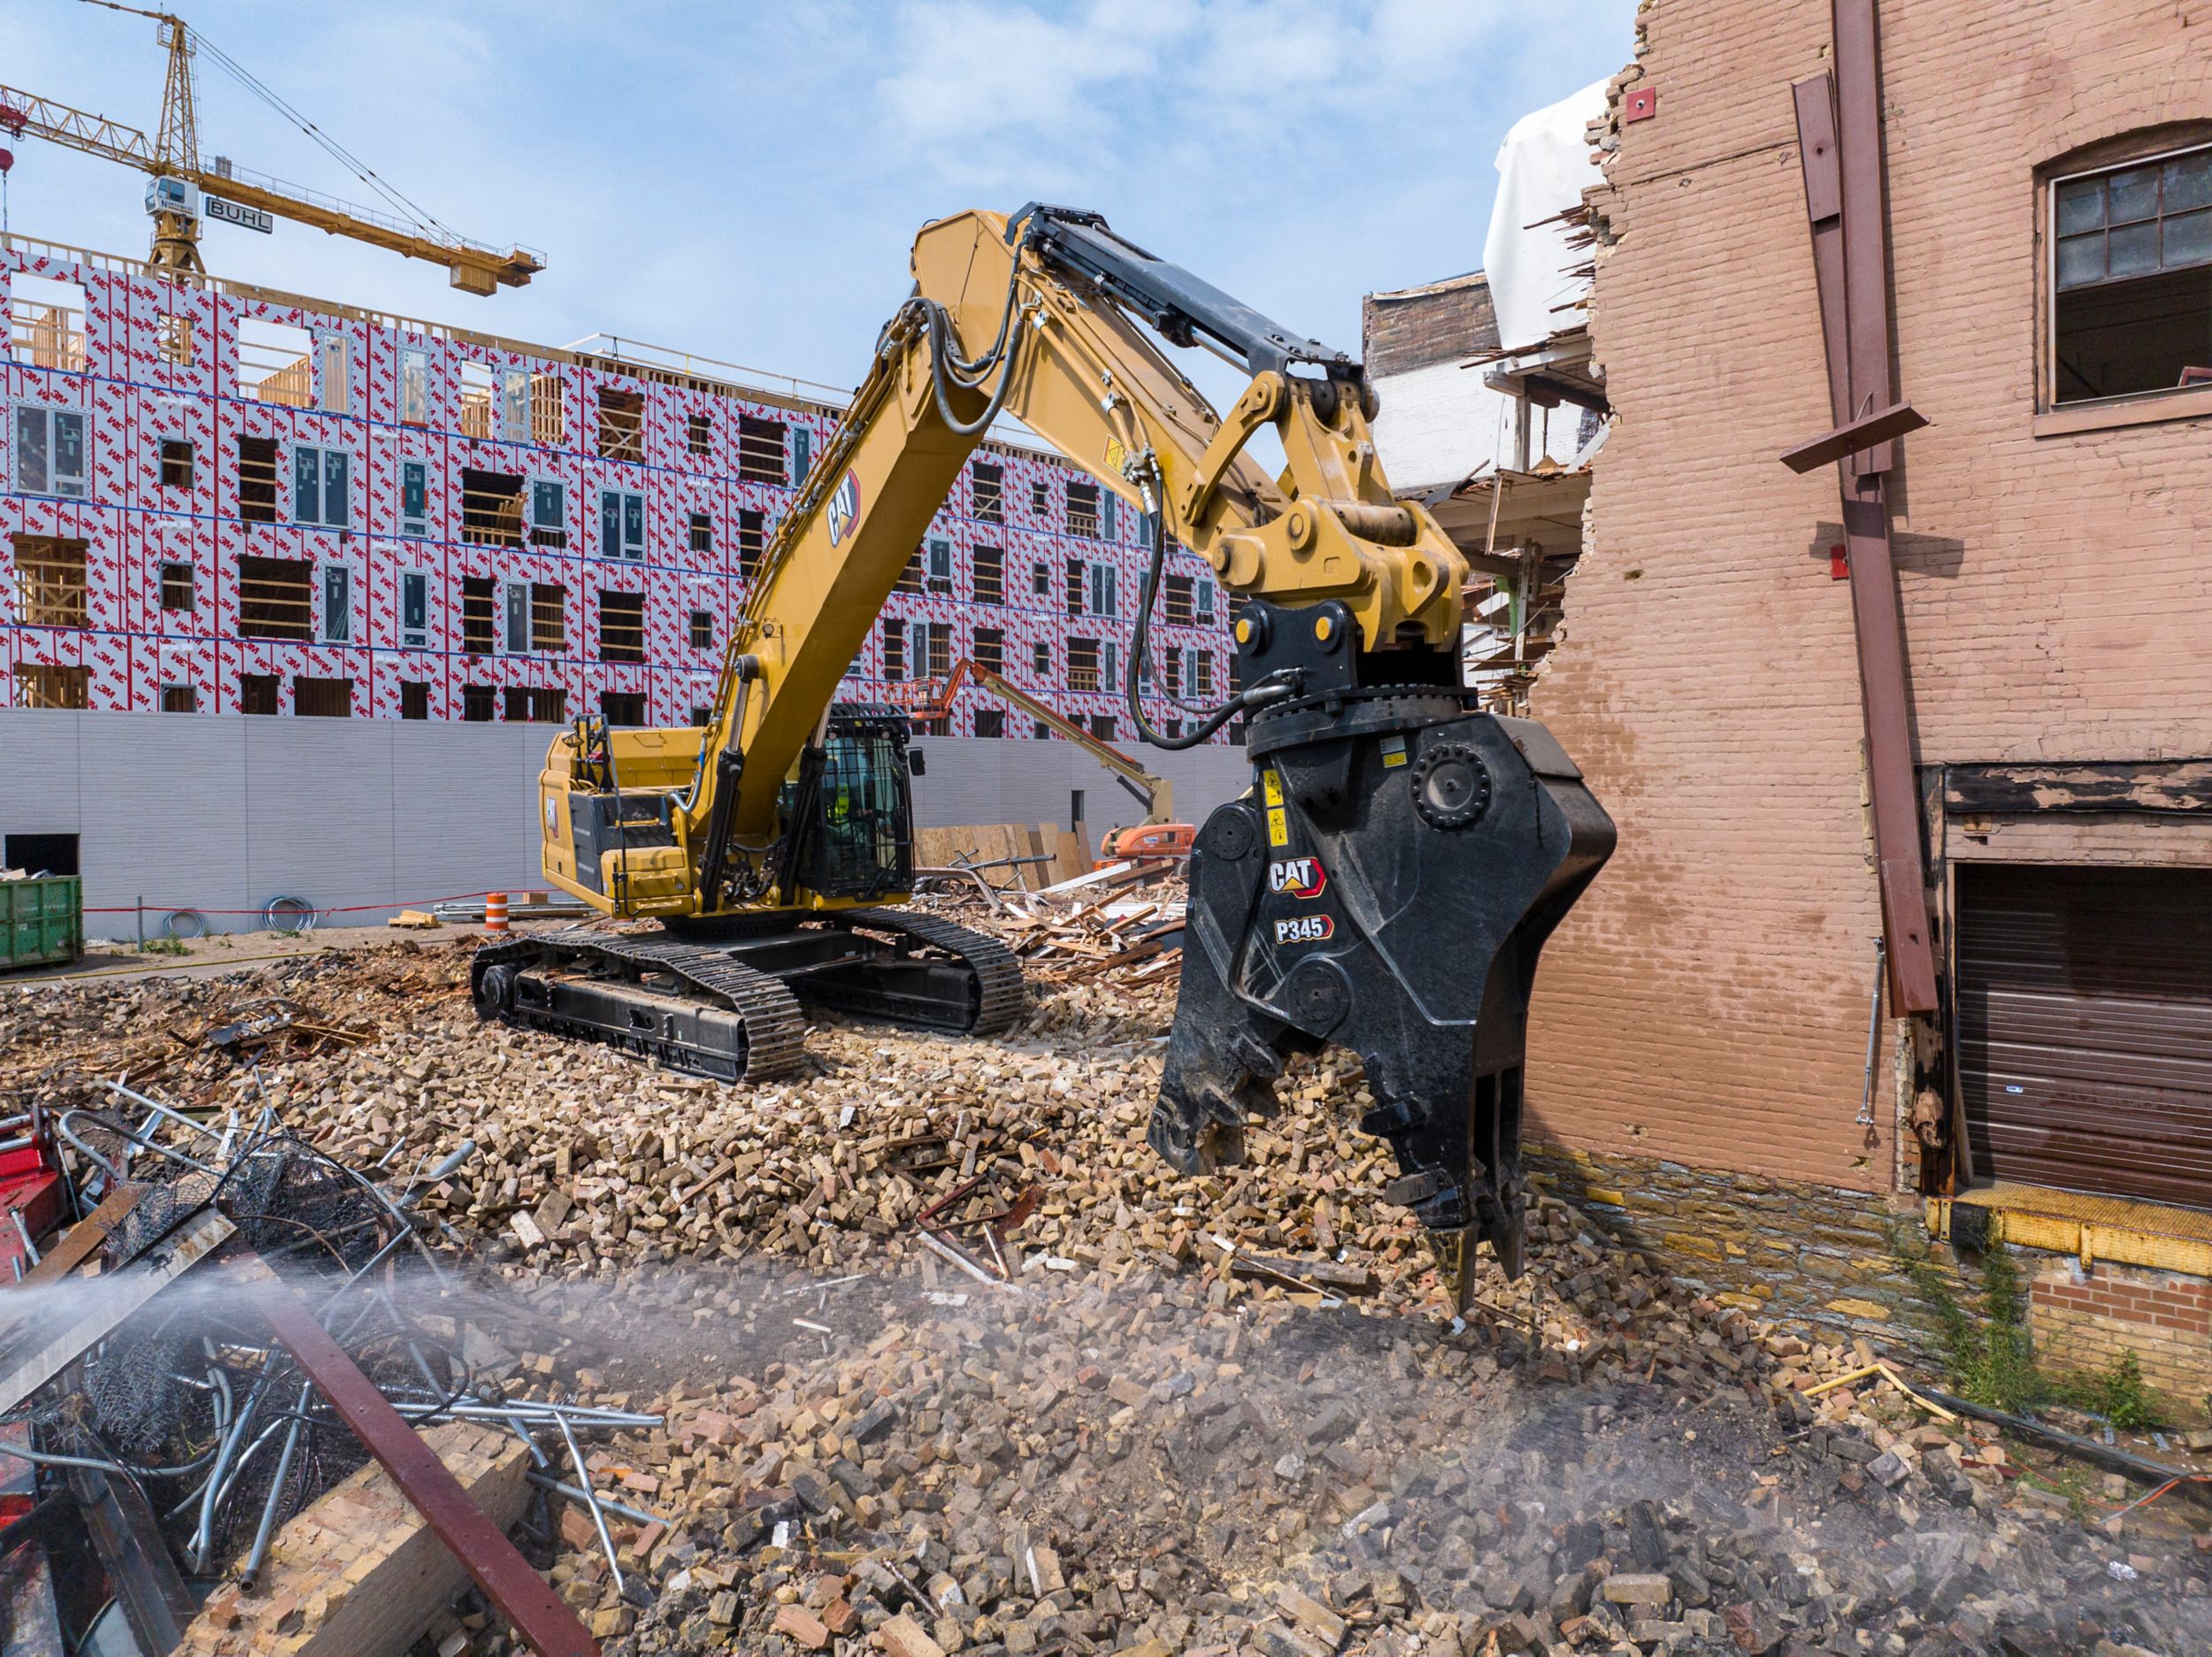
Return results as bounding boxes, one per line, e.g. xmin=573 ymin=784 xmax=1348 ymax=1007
xmin=1380 ymin=735 xmax=1409 ymax=770
xmin=1266 ymin=807 xmax=1289 ymax=848
xmin=1262 ymin=768 xmax=1285 ymax=806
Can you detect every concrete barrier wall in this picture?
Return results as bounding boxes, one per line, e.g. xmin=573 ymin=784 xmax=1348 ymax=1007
xmin=0 ymin=711 xmax=1251 ymax=933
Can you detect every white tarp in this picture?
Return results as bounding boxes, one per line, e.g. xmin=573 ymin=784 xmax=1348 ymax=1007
xmin=1482 ymin=79 xmax=1609 ymax=352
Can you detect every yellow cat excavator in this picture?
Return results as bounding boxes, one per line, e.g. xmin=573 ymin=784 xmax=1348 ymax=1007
xmin=473 ymin=206 xmax=1614 ymax=1299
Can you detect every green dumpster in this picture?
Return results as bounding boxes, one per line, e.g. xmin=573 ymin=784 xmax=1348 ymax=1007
xmin=1 ymin=875 xmax=83 ymax=970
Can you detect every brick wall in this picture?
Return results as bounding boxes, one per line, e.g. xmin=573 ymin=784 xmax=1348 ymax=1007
xmin=1526 ymin=0 xmax=2212 ymax=1192
xmin=2030 ymin=1261 xmax=2212 ymax=1401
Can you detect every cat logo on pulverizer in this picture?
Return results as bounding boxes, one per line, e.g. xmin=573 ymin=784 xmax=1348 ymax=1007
xmin=1273 ymin=914 xmax=1334 ymax=945
xmin=1268 ymin=856 xmax=1327 ymax=899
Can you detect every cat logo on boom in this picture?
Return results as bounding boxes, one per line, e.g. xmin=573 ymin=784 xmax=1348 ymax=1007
xmin=1268 ymin=856 xmax=1328 ymax=899
xmin=826 ymin=469 xmax=862 ymax=547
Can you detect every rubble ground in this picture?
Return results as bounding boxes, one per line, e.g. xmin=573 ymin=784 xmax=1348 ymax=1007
xmin=4 ymin=924 xmax=2208 ymax=1657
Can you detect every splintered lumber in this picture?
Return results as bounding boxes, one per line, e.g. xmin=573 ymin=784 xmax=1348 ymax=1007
xmin=177 ymin=1422 xmax=534 ymax=1657
xmin=388 ymin=909 xmax=442 ymax=930
xmin=16 ymin=1185 xmax=142 ymax=1287
xmin=245 ymin=1263 xmax=597 ymax=1657
xmin=0 ymin=1204 xmax=234 ymax=1415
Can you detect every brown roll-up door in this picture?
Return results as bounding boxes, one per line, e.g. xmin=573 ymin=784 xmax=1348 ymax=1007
xmin=1955 ymin=863 xmax=2212 ymax=1209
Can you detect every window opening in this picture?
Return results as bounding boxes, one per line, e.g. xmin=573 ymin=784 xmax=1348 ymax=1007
xmin=689 ymin=511 xmax=712 ymax=554
xmin=157 ymin=313 xmax=194 ymax=366
xmin=461 ymin=577 xmax=495 ymax=657
xmin=12 ymin=665 xmax=89 ymax=709
xmin=295 ymin=676 xmax=352 ymax=717
xmin=530 ymin=583 xmax=566 ymax=655
xmin=237 ymin=318 xmax=312 ymax=405
xmin=2053 ymin=144 xmax=2212 ymax=403
xmin=1068 ymin=636 xmax=1101 ymax=692
xmin=600 ymin=690 xmax=647 ymax=726
xmin=461 ymin=684 xmax=496 ymax=722
xmin=461 ymin=468 xmax=524 ymax=547
xmin=530 ymin=479 xmax=566 ymax=548
xmin=160 ymin=560 xmax=195 ymax=613
xmin=972 ymin=462 xmax=1003 ymax=524
xmin=240 ymin=673 xmax=280 ymax=716
xmin=882 ymin=618 xmax=905 ymax=681
xmin=600 ymin=490 xmax=646 ymax=560
xmin=159 ymin=438 xmax=194 ymax=489
xmin=531 ymin=372 xmax=565 ymax=447
xmin=317 ymin=333 xmax=349 ymax=414
xmin=690 ymin=609 xmax=714 ymax=650
xmin=8 ymin=275 xmax=88 ymax=372
xmin=600 ymin=591 xmax=646 ymax=663
xmin=162 ymin=685 xmax=197 ymax=712
xmin=400 ymin=571 xmax=431 ymax=648
xmin=398 ymin=345 xmax=432 ymax=426
xmin=973 ymin=626 xmax=1004 ymax=675
xmin=237 ymin=435 xmax=278 ymax=523
xmin=459 ymin=361 xmax=497 ymax=440
xmin=322 ymin=564 xmax=351 ymax=644
xmin=738 ymin=414 xmax=787 ymax=484
xmin=687 ymin=410 xmax=713 ymax=456
xmin=737 ymin=509 xmax=765 ymax=578
xmin=505 ymin=687 xmax=568 ymax=723
xmin=926 ymin=537 xmax=953 ymax=595
xmin=596 ymin=385 xmax=645 ymax=461
xmin=294 ymin=445 xmax=350 ymax=528
xmin=14 ymin=535 xmax=88 ymax=626
xmin=13 ymin=405 xmax=88 ymax=497
xmin=973 ymin=545 xmax=1002 ymax=605
xmin=400 ymin=680 xmax=429 ymax=720
xmin=502 ymin=365 xmax=533 ymax=443
xmin=237 ymin=556 xmax=312 ymax=641
xmin=401 ymin=460 xmax=430 ymax=537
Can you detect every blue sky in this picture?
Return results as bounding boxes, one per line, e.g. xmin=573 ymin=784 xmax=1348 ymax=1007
xmin=1 ymin=0 xmax=1636 ymax=394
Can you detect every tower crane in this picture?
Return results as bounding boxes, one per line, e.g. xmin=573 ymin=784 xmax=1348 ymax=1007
xmin=0 ymin=2 xmax=542 ymax=295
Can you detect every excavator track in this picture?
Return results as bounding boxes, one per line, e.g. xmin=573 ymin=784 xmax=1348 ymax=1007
xmin=470 ymin=910 xmax=1025 ymax=1083
xmin=472 ymin=929 xmax=807 ymax=1084
xmin=809 ymin=909 xmax=1026 ymax=1037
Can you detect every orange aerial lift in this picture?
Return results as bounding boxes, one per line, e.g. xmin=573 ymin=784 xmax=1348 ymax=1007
xmin=905 ymin=658 xmax=1197 ymax=861
xmin=0 ymin=2 xmax=542 ymax=294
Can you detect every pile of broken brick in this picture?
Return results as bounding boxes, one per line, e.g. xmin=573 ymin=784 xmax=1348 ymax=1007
xmin=4 ymin=935 xmax=2208 ymax=1657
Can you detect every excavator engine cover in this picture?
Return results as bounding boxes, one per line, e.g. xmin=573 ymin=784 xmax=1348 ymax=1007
xmin=1150 ymin=688 xmax=1614 ymax=1308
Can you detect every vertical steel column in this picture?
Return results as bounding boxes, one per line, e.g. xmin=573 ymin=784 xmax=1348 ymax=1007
xmin=1791 ymin=0 xmax=1940 ymax=1015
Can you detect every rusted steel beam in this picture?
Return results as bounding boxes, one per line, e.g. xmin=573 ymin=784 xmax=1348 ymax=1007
xmin=250 ymin=1272 xmax=598 ymax=1657
xmin=1832 ymin=0 xmax=1896 ymax=476
xmin=1791 ymin=13 xmax=1941 ymax=1016
xmin=1779 ymin=400 xmax=1927 ymax=473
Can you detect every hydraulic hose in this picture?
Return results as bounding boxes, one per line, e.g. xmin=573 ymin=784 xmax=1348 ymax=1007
xmin=1125 ymin=509 xmax=1294 ymax=750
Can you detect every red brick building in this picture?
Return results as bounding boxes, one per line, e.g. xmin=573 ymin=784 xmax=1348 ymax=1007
xmin=1525 ymin=0 xmax=2212 ymax=1395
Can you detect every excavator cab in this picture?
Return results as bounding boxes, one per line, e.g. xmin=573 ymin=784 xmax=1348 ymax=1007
xmin=774 ymin=706 xmax=917 ymax=904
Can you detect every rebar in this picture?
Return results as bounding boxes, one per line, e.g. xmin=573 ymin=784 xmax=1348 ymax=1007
xmin=239 ymin=1382 xmax=313 ymax=1592
xmin=554 ymin=1405 xmax=624 ymax=1594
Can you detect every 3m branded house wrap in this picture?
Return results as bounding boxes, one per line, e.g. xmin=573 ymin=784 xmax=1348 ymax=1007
xmin=0 ymin=239 xmax=1232 ymax=737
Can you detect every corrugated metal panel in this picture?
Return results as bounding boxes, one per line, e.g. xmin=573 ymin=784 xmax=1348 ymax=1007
xmin=1956 ymin=863 xmax=2212 ymax=1211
